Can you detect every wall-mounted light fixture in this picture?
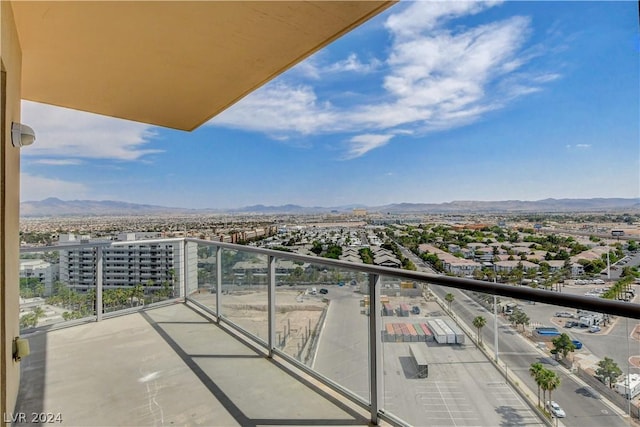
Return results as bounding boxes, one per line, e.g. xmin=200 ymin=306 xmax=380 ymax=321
xmin=11 ymin=122 xmax=36 ymax=148
xmin=13 ymin=336 xmax=30 ymax=361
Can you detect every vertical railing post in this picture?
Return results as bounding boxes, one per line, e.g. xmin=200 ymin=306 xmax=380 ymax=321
xmin=96 ymin=246 xmax=103 ymax=322
xmin=368 ymin=273 xmax=382 ymax=424
xmin=182 ymin=240 xmax=188 ymax=298
xmin=267 ymin=255 xmax=276 ymax=357
xmin=216 ymin=246 xmax=222 ymax=321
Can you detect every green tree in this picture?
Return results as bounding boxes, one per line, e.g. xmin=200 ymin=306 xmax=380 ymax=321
xmin=445 ymin=293 xmax=455 ymax=311
xmin=310 ymin=241 xmax=323 ymax=255
xmin=551 ymin=333 xmax=576 ymax=360
xmin=130 ymin=284 xmax=144 ymax=307
xmin=324 ymin=244 xmax=342 ymax=259
xmin=541 ymin=370 xmax=561 ymax=405
xmin=509 ymin=309 xmax=530 ymax=331
xmin=529 ymin=362 xmax=545 ymax=407
xmin=472 ymin=316 xmax=487 ymax=346
xmin=359 ymin=248 xmax=374 ymax=264
xmin=595 ymin=357 xmax=622 ymax=388
xmin=20 ymin=313 xmax=37 ymax=329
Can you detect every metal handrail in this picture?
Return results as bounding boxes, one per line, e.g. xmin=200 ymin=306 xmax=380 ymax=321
xmin=182 ymin=238 xmax=640 ymax=320
xmin=21 ymin=238 xmax=640 ymax=319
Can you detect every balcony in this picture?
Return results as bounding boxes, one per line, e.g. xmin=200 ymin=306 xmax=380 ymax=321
xmin=16 ymin=238 xmax=640 ymax=426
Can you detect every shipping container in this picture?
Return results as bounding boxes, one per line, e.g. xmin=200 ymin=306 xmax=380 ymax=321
xmin=435 ymin=318 xmax=456 ymax=344
xmin=409 ymin=343 xmax=429 ymax=378
xmin=420 ymin=323 xmax=433 ymax=342
xmin=399 ymin=303 xmax=410 ymax=317
xmin=383 ymin=303 xmax=394 ymax=316
xmin=385 ymin=323 xmax=395 ymax=342
xmin=426 ymin=319 xmax=447 ymax=344
xmin=443 ymin=318 xmax=465 ymax=344
xmin=406 ymin=323 xmax=419 ymax=342
xmin=414 ymin=323 xmax=425 ymax=341
xmin=393 ymin=323 xmax=403 ymax=342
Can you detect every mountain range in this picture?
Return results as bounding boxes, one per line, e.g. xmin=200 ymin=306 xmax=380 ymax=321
xmin=19 ymin=197 xmax=640 ymax=217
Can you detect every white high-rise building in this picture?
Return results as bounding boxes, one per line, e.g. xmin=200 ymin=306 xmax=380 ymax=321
xmin=58 ymin=233 xmax=197 ymax=296
xmin=19 ymin=259 xmax=57 ymax=296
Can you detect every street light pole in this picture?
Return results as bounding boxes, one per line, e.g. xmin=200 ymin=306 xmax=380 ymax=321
xmin=494 ymin=293 xmax=499 ymax=363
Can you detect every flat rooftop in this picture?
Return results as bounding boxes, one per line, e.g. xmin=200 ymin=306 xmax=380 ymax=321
xmin=15 ymin=303 xmax=375 ymax=426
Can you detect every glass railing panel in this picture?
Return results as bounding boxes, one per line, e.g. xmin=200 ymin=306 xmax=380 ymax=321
xmin=105 ymin=242 xmax=180 ymax=307
xmin=379 ymin=277 xmax=537 ymax=426
xmin=219 ymin=248 xmax=268 ymax=342
xmin=276 ymin=259 xmax=371 ymax=401
xmin=487 ymin=287 xmax=640 ymax=427
xmin=379 ymin=273 xmax=640 ymax=427
xmin=20 ymin=247 xmax=97 ymax=332
xmin=188 ymin=242 xmax=218 ymax=313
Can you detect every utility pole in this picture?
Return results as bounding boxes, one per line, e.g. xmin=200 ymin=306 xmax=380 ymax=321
xmin=494 ymin=293 xmax=499 ymax=363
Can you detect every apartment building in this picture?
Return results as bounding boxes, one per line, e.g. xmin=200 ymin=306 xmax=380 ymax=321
xmin=57 ymin=233 xmax=197 ymax=293
xmin=18 ymin=259 xmax=56 ymax=296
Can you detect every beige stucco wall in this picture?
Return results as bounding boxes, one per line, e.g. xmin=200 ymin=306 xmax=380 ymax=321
xmin=1 ymin=1 xmax=23 ymax=420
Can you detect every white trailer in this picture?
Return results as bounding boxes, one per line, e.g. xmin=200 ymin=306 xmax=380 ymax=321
xmin=427 ymin=319 xmax=447 ymax=344
xmin=409 ymin=343 xmax=429 ymax=378
xmin=434 ymin=318 xmax=456 ymax=344
xmin=444 ymin=319 xmax=465 ymax=344
xmin=615 ymin=374 xmax=640 ymax=399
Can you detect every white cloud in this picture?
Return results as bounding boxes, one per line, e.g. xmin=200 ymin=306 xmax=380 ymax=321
xmin=385 ymin=0 xmax=502 ymax=37
xmin=292 ymin=52 xmax=382 ymax=80
xmin=20 ymin=173 xmax=89 ymax=201
xmin=210 ymin=1 xmax=558 ymax=158
xmin=31 ymin=159 xmax=84 ymax=166
xmin=325 ymin=53 xmax=382 ymax=74
xmin=21 ymin=101 xmax=161 ymax=161
xmin=344 ymin=134 xmax=394 ymax=159
xmin=210 ymin=82 xmax=339 ymax=135
xmin=566 ymin=144 xmax=592 ymax=150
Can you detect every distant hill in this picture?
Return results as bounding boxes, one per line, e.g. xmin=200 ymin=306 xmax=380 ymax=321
xmin=374 ymin=198 xmax=640 ymax=214
xmin=19 ymin=197 xmax=640 ymax=217
xmin=20 ymin=197 xmax=202 ymax=217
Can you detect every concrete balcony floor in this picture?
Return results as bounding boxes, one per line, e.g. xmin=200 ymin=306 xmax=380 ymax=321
xmin=15 ymin=303 xmax=376 ymax=426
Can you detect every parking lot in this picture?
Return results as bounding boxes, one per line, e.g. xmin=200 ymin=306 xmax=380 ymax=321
xmin=382 ymin=339 xmax=541 ymax=426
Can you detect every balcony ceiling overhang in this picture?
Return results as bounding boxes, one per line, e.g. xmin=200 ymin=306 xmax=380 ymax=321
xmin=11 ymin=1 xmax=395 ymax=131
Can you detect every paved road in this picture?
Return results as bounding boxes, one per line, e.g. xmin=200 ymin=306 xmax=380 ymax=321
xmin=438 ymin=286 xmax=628 ymax=427
xmin=312 ymin=286 xmax=370 ymax=399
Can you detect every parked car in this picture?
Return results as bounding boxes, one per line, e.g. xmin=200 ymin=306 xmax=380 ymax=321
xmin=411 ymin=306 xmax=421 ymax=315
xmin=571 ymin=339 xmax=583 ymax=350
xmin=319 ymin=288 xmax=328 ymax=295
xmin=565 ymin=321 xmax=578 ymax=328
xmin=555 ymin=311 xmax=574 ymax=318
xmin=589 ymin=325 xmax=601 ymax=333
xmin=546 ymin=401 xmax=566 ymax=418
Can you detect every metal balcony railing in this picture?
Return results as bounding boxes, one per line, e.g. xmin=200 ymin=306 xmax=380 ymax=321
xmin=19 ymin=238 xmax=640 ymax=426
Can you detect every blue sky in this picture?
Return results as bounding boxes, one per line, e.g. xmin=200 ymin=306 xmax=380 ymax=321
xmin=21 ymin=1 xmax=639 ymax=209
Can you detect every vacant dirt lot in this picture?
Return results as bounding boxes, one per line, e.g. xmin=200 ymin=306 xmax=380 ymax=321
xmin=190 ymin=289 xmax=328 ymax=360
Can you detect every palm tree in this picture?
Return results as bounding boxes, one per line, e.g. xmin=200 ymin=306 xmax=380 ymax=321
xmin=472 ymin=316 xmax=487 ymax=346
xmin=541 ymin=370 xmax=561 ymax=408
xmin=547 ymin=371 xmax=561 ymax=403
xmin=130 ymin=284 xmax=144 ymax=307
xmin=529 ymin=362 xmax=544 ymax=407
xmin=445 ymin=293 xmax=455 ymax=311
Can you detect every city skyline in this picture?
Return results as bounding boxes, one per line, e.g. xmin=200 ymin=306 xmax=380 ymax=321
xmin=20 ymin=1 xmax=639 ymax=209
